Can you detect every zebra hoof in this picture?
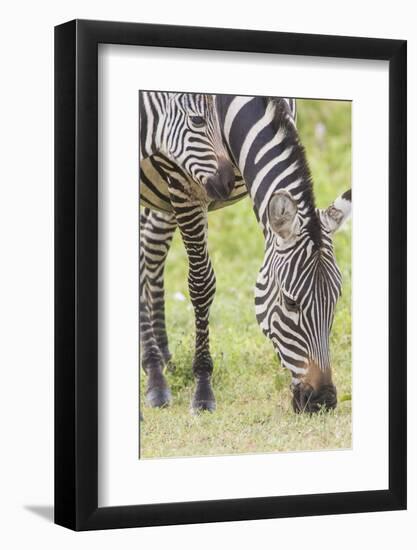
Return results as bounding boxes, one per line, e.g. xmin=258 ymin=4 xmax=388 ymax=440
xmin=191 ymin=379 xmax=216 ymax=413
xmin=191 ymin=399 xmax=216 ymax=414
xmin=146 ymin=387 xmax=171 ymax=408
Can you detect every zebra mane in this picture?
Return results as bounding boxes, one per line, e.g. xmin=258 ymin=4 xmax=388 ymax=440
xmin=268 ymin=97 xmax=323 ymax=248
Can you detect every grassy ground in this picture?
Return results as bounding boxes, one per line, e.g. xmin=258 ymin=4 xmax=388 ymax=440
xmin=140 ymin=99 xmax=352 ymax=459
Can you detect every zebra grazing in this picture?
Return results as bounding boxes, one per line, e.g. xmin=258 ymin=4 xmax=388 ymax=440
xmin=216 ymin=96 xmax=351 ymax=412
xmin=140 ymin=93 xmax=351 ymax=414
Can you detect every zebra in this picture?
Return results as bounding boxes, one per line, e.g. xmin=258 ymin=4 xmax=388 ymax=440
xmin=139 ymin=91 xmax=239 ymax=410
xmin=216 ymin=96 xmax=351 ymax=412
xmin=140 ymin=93 xmax=351 ymax=414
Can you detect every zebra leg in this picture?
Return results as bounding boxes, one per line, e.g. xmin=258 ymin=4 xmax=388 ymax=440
xmin=140 ymin=247 xmax=170 ymax=408
xmin=141 ymin=208 xmax=177 ymax=366
xmin=170 ymin=194 xmax=216 ymax=413
xmin=140 ymin=208 xmax=176 ymax=408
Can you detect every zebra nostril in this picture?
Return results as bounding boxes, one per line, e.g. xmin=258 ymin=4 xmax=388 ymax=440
xmin=292 ymin=383 xmax=312 ymax=413
xmin=220 ymin=160 xmax=235 ymax=192
xmin=205 ymin=174 xmax=223 ymax=200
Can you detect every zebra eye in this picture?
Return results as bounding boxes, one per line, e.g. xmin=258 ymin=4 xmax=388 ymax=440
xmin=283 ymin=294 xmax=299 ymax=312
xmin=190 ymin=115 xmax=206 ymax=127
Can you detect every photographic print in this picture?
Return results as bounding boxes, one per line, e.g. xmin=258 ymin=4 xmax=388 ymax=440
xmin=55 ymin=20 xmax=406 ymax=529
xmin=54 ymin=20 xmax=406 ymax=530
xmin=139 ymin=92 xmax=352 ymax=459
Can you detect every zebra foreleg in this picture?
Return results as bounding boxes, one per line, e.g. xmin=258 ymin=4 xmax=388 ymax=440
xmin=140 ymin=250 xmax=170 ymax=407
xmin=141 ymin=208 xmax=177 ymax=366
xmin=171 ymin=199 xmax=217 ymax=413
xmin=140 ymin=209 xmax=176 ymax=408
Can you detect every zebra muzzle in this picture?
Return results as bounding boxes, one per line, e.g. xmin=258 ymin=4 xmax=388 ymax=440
xmin=291 ymin=382 xmax=337 ymax=413
xmin=204 ymin=158 xmax=235 ymax=200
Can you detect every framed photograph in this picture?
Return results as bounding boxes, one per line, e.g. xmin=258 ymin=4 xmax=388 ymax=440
xmin=55 ymin=19 xmax=406 ymax=530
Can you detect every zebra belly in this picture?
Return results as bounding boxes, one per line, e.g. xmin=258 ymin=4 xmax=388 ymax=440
xmin=140 ymin=156 xmax=173 ymax=213
xmin=140 ymin=156 xmax=249 ymax=213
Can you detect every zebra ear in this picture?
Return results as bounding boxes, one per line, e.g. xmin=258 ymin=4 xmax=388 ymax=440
xmin=268 ymin=191 xmax=299 ymax=241
xmin=322 ymin=189 xmax=352 ymax=233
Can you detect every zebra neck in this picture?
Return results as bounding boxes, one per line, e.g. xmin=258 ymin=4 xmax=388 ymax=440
xmin=224 ymin=98 xmax=321 ymax=245
xmin=139 ymin=91 xmax=170 ymax=158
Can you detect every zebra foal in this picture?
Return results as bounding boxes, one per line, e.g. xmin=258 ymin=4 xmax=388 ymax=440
xmin=139 ymin=91 xmax=237 ymax=411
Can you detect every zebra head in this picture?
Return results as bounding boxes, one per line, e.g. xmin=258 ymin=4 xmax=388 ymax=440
xmin=161 ymin=93 xmax=235 ymax=200
xmin=256 ymin=187 xmax=351 ymax=413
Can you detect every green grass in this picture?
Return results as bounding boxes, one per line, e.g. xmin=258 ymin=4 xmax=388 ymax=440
xmin=140 ymin=99 xmax=352 ymax=459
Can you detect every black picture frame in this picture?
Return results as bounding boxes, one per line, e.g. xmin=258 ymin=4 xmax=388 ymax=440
xmin=55 ymin=19 xmax=407 ymax=531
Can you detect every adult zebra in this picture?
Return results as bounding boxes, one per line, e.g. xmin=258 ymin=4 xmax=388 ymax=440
xmin=140 ymin=94 xmax=351 ymax=413
xmin=216 ymin=96 xmax=351 ymax=412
